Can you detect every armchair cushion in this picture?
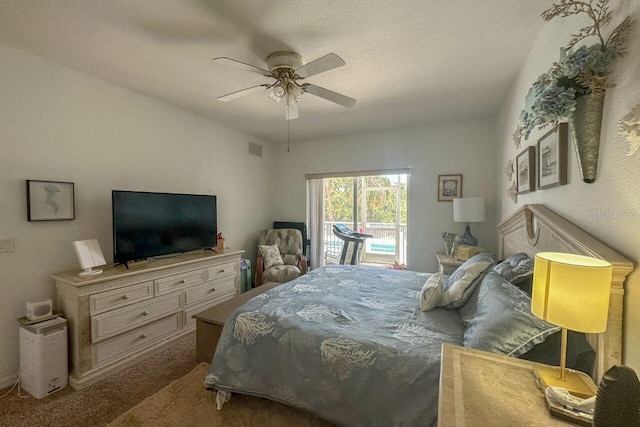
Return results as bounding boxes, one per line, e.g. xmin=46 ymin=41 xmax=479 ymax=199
xmin=258 ymin=244 xmax=284 ymax=269
xmin=262 ymin=264 xmax=302 ymax=284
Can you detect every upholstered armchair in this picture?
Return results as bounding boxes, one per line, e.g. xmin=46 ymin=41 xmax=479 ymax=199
xmin=256 ymin=229 xmax=307 ymax=286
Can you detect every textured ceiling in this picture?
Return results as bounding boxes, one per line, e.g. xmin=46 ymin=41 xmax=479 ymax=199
xmin=0 ymin=0 xmax=552 ymax=143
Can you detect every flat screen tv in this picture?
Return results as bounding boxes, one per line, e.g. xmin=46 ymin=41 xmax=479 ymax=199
xmin=112 ymin=190 xmax=217 ymax=265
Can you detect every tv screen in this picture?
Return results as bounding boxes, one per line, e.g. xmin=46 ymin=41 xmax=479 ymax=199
xmin=112 ymin=190 xmax=217 ymax=264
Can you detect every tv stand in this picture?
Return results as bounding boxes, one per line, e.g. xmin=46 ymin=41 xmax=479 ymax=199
xmin=51 ymin=249 xmax=243 ymax=389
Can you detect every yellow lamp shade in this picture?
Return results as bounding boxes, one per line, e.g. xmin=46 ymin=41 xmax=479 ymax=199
xmin=531 ymin=252 xmax=612 ymax=333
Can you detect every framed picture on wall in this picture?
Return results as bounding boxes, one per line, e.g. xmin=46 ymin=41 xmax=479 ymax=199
xmin=438 ymin=174 xmax=462 ymax=201
xmin=537 ymin=123 xmax=568 ymax=190
xmin=27 ymin=180 xmax=75 ymax=221
xmin=516 ymin=147 xmax=536 ymax=194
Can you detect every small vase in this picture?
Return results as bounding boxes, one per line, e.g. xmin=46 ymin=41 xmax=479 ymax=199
xmin=568 ymin=93 xmax=605 ymax=183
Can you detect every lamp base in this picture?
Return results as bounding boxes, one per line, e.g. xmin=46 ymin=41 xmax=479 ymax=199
xmin=533 ymin=365 xmax=596 ymax=398
xmin=458 ymin=224 xmax=478 ymax=246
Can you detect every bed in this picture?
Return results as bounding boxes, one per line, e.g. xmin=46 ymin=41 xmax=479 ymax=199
xmin=205 ymin=204 xmax=633 ymax=426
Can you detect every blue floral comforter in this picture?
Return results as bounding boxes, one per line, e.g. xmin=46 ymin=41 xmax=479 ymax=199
xmin=205 ymin=265 xmax=464 ymax=426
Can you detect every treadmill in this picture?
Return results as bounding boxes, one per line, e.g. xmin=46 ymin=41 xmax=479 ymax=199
xmin=332 ymin=224 xmax=373 ymax=265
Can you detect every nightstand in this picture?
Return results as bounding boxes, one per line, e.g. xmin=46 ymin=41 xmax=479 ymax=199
xmin=438 ymin=343 xmax=597 ymax=426
xmin=435 ymin=252 xmax=463 ymax=275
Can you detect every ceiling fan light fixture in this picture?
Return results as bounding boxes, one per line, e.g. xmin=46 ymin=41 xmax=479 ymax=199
xmin=214 ymin=51 xmax=356 ymax=118
xmin=269 ymin=91 xmax=281 ymax=103
xmin=286 ymin=83 xmax=304 ymax=105
xmin=272 ymin=82 xmax=286 ymax=98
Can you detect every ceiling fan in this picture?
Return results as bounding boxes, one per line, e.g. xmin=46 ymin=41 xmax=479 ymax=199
xmin=212 ymin=51 xmax=357 ymax=120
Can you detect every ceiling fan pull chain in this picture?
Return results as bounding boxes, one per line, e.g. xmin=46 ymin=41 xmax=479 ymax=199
xmin=287 ymin=117 xmax=290 ymax=153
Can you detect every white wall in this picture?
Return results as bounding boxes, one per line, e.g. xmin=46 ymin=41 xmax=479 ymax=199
xmin=273 ymin=119 xmax=498 ymax=273
xmin=496 ymin=2 xmax=640 ymax=370
xmin=0 ymin=43 xmax=276 ymax=386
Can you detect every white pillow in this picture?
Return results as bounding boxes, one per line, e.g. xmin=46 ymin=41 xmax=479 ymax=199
xmin=438 ymin=253 xmax=494 ymax=309
xmin=419 ymin=272 xmax=443 ymax=311
xmin=258 ymin=244 xmax=284 ymax=269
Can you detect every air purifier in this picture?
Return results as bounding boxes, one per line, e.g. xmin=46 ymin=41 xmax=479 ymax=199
xmin=19 ymin=317 xmax=68 ymax=399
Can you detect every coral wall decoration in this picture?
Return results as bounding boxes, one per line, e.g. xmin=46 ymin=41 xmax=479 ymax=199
xmin=507 ymin=181 xmax=518 ymax=203
xmin=619 ymin=102 xmax=640 ymax=156
xmin=504 ymin=159 xmax=514 ymax=181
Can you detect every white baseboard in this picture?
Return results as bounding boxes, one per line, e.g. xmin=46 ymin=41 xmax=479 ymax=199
xmin=0 ymin=373 xmax=18 ymax=390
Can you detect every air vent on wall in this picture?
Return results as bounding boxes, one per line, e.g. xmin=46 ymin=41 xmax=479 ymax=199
xmin=248 ymin=142 xmax=262 ymax=157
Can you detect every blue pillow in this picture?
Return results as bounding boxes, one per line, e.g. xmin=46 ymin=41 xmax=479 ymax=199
xmin=462 ymin=271 xmax=560 ymax=357
xmin=493 ymin=253 xmax=534 ymax=284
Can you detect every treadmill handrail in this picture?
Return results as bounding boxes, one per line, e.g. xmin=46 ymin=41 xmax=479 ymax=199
xmin=331 ymin=224 xmax=373 ymax=265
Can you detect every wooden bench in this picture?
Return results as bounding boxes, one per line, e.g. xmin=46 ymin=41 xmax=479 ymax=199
xmin=192 ymin=282 xmax=281 ymax=363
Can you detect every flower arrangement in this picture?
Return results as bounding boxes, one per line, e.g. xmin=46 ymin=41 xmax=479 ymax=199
xmin=525 ymin=0 xmax=634 ymax=130
xmin=387 ymin=261 xmax=407 ymax=270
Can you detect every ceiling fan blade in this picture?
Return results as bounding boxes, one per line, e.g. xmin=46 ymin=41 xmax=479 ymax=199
xmin=285 ymin=102 xmax=299 ymax=120
xmin=302 ymin=84 xmax=357 ymax=108
xmin=212 ymin=57 xmax=272 ymax=77
xmin=217 ymin=84 xmax=270 ymax=102
xmin=295 ymin=53 xmax=345 ymax=79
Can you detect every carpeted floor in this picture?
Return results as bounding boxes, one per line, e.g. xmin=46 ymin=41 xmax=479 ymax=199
xmin=0 ymin=333 xmax=199 ymax=427
xmin=0 ymin=331 xmax=334 ymax=427
xmin=108 ymin=363 xmax=333 ymax=427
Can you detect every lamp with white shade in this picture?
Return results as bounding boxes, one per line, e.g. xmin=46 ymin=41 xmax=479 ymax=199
xmin=453 ymin=197 xmax=485 ymax=246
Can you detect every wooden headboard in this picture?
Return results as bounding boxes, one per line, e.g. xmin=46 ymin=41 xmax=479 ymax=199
xmin=498 ymin=204 xmax=634 ymax=381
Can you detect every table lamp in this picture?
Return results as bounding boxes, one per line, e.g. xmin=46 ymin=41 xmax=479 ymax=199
xmin=453 ymin=197 xmax=485 ymax=246
xmin=531 ymin=252 xmax=613 ymax=398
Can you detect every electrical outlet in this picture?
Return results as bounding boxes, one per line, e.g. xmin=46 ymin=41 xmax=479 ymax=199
xmin=0 ymin=237 xmax=15 ymax=253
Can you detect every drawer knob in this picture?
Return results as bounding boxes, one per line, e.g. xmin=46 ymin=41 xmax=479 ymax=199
xmin=140 ymin=333 xmax=147 ymax=339
xmin=209 ymin=287 xmax=216 ymax=293
xmin=219 ymin=269 xmax=225 ymax=273
xmin=179 ymin=279 xmax=186 ymax=284
xmin=142 ymin=310 xmax=149 ymax=316
xmin=121 ymin=295 xmax=129 ymax=300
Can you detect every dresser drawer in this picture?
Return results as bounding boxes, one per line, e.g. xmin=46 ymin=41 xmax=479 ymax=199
xmin=183 ymin=277 xmax=235 ymax=306
xmin=208 ymin=261 xmax=237 ymax=279
xmin=183 ymin=291 xmax=235 ymax=327
xmin=154 ymin=263 xmax=236 ymax=296
xmin=90 ymin=281 xmax=154 ymax=315
xmin=91 ymin=293 xmax=182 ymax=343
xmin=92 ymin=313 xmax=181 ymax=366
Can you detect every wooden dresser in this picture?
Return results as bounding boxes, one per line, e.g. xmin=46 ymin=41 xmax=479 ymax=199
xmin=51 ymin=249 xmax=243 ymax=389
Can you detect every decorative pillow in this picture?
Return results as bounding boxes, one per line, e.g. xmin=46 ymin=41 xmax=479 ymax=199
xmin=493 ymin=252 xmax=534 ymax=285
xmin=463 ymin=271 xmax=560 ymax=357
xmin=258 ymin=244 xmax=284 ymax=269
xmin=438 ymin=253 xmax=494 ymax=309
xmin=419 ymin=272 xmax=443 ymax=312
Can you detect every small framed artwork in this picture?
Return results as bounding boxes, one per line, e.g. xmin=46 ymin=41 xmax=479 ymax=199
xmin=516 ymin=147 xmax=536 ymax=194
xmin=27 ymin=180 xmax=75 ymax=221
xmin=537 ymin=123 xmax=568 ymax=190
xmin=438 ymin=174 xmax=462 ymax=201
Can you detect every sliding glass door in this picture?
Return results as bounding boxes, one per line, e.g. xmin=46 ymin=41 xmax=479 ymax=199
xmin=308 ymin=170 xmax=408 ymax=268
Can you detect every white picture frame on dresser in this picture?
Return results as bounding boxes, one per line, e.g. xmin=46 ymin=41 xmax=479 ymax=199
xmin=51 ymin=249 xmax=244 ymax=389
